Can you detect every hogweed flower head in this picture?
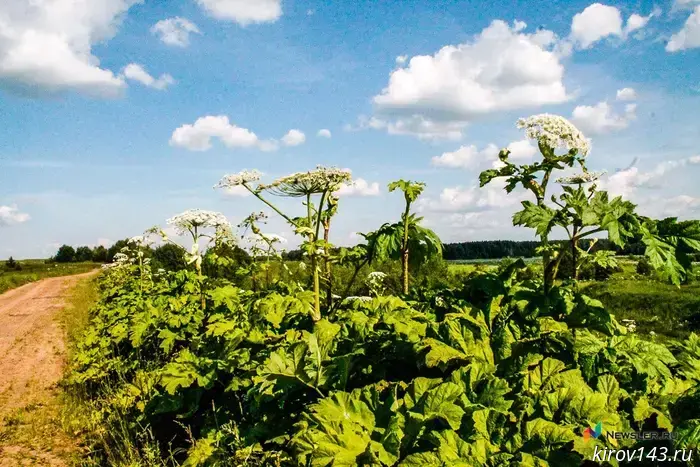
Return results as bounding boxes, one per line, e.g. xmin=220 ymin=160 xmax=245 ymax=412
xmin=556 ymin=171 xmax=606 ymax=185
xmin=260 ymin=165 xmax=352 ymax=197
xmin=214 ymin=169 xmax=262 ymax=189
xmin=517 ymin=114 xmax=590 ymax=156
xmin=167 ymin=209 xmax=229 ymax=236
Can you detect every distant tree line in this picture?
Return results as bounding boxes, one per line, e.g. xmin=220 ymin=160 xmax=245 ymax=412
xmin=51 ymin=240 xmax=251 ymax=274
xmin=279 ymin=238 xmax=651 ymax=263
xmin=442 ymin=239 xmax=648 ymax=260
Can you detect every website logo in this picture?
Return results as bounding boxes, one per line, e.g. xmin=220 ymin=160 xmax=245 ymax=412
xmin=583 ymin=422 xmax=603 ymax=441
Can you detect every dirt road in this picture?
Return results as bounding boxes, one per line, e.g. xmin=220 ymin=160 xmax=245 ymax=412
xmin=0 ymin=272 xmax=97 ymax=466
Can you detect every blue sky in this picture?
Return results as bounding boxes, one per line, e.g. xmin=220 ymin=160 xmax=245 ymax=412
xmin=1 ymin=0 xmax=699 ymax=258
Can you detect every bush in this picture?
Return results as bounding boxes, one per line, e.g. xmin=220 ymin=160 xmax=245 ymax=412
xmin=152 ymin=243 xmax=189 ymax=272
xmin=75 ymin=246 xmax=93 ymax=262
xmin=54 ymin=245 xmax=76 ymax=263
xmin=92 ymin=245 xmax=108 ymax=263
xmin=5 ymin=256 xmax=21 ymax=271
xmin=636 ymin=257 xmax=653 ymax=276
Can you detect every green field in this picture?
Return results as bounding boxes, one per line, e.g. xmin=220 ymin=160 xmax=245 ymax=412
xmin=0 ymin=260 xmax=99 ymax=294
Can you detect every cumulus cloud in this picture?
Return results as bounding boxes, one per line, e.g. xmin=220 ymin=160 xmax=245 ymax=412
xmin=282 ymin=129 xmax=306 ymax=146
xmin=572 ymin=101 xmax=637 ymax=135
xmin=571 ymin=3 xmax=623 ymax=48
xmin=195 ymin=0 xmax=282 ymax=25
xmin=432 ymin=144 xmax=499 ymax=169
xmin=0 ymin=0 xmax=140 ymax=96
xmin=432 ymin=139 xmax=536 ymax=170
xmin=418 ymin=178 xmax=522 ymax=214
xmin=569 ymin=3 xmax=656 ymax=49
xmin=395 ymin=55 xmax=408 ymax=65
xmin=667 ymin=6 xmax=700 ymax=51
xmin=122 ymin=64 xmax=174 ymax=90
xmin=370 ymin=20 xmax=569 ymax=139
xmin=616 ymin=87 xmax=637 ymax=101
xmin=151 ymin=17 xmax=201 ymax=47
xmin=170 ymin=115 xmax=279 ymax=151
xmin=0 ymin=205 xmax=30 ymax=226
xmin=505 ymin=139 xmax=538 ymax=161
xmin=599 ymin=156 xmax=700 ymax=198
xmin=317 ymin=129 xmax=332 ymax=138
xmin=335 ymin=179 xmax=381 ymax=197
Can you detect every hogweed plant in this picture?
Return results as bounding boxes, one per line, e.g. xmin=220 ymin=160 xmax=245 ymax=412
xmin=480 ymin=114 xmax=591 ymax=292
xmin=481 ymin=114 xmax=700 ymax=288
xmin=216 ymin=166 xmax=352 ymax=320
xmin=366 ymin=180 xmax=442 ymax=294
xmin=158 ymin=209 xmax=232 ymax=275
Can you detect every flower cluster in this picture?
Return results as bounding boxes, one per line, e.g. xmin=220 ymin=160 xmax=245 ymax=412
xmin=166 ymin=209 xmax=230 ymax=235
xmin=366 ymin=271 xmax=387 ymax=297
xmin=259 ymin=166 xmax=352 ymax=197
xmin=214 ymin=169 xmax=262 ymax=189
xmin=621 ymin=318 xmax=637 ymax=333
xmin=517 ymin=114 xmax=591 ymax=156
xmin=556 ymin=171 xmax=606 ymax=185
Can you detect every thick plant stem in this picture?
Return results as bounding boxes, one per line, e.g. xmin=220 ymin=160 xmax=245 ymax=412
xmin=307 ymin=194 xmax=321 ymax=321
xmin=401 ymin=199 xmax=411 ymax=295
xmin=572 ymin=226 xmax=579 ymax=281
xmin=324 ymin=220 xmax=332 ymax=309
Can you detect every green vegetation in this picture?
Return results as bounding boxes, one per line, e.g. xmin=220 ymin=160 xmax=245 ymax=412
xmin=0 ymin=259 xmax=99 ymax=294
xmin=53 ymin=116 xmax=700 ymax=466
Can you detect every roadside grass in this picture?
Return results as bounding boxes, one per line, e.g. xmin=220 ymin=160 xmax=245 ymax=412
xmin=583 ymin=277 xmax=700 ymax=340
xmin=0 ymin=260 xmax=100 ymax=295
xmin=0 ymin=274 xmax=100 ymax=466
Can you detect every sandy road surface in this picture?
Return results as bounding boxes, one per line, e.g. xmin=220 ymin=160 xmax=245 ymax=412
xmin=0 ymin=272 xmax=97 ymax=466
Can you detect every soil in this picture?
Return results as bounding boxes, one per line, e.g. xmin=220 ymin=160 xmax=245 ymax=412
xmin=0 ymin=272 xmax=96 ymax=466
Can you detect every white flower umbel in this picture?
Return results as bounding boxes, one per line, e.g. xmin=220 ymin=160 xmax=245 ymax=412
xmin=167 ymin=209 xmax=230 ymax=236
xmin=214 ymin=169 xmax=262 ymax=189
xmin=260 ymin=165 xmax=352 ymax=197
xmin=366 ymin=271 xmax=388 ymax=297
xmin=556 ymin=171 xmax=606 ymax=185
xmin=517 ymin=114 xmax=591 ymax=156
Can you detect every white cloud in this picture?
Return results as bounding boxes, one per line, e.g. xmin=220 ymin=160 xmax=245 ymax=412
xmin=0 ymin=205 xmax=30 ymax=226
xmin=170 ymin=115 xmax=278 ymax=151
xmin=667 ymin=6 xmax=700 ymax=51
xmin=281 ymin=129 xmax=306 ymax=146
xmin=600 ymin=156 xmax=700 ymax=198
xmin=371 ymin=20 xmax=569 ymax=139
xmin=395 ymin=55 xmax=408 ymax=65
xmin=433 ymin=139 xmax=536 ymax=170
xmin=317 ymin=129 xmax=332 ymax=138
xmin=616 ymin=87 xmax=637 ymax=101
xmin=432 ymin=144 xmax=499 ymax=169
xmin=624 ymin=13 xmax=652 ymax=36
xmin=195 ymin=0 xmax=282 ymax=25
xmin=572 ymin=101 xmax=636 ymax=135
xmin=506 ymin=139 xmax=538 ymax=161
xmin=335 ymin=179 xmax=381 ymax=197
xmin=151 ymin=17 xmax=201 ymax=47
xmin=570 ymin=3 xmax=623 ymax=48
xmin=0 ymin=0 xmax=139 ymax=96
xmin=418 ymin=178 xmax=522 ymax=214
xmin=569 ymin=3 xmax=655 ymax=48
xmin=122 ymin=64 xmax=174 ymax=90
xmin=354 ymin=115 xmax=465 ymax=141
xmin=663 ymin=195 xmax=700 ymax=214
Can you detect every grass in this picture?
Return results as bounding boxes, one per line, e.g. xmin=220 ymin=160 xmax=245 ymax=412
xmin=0 ymin=260 xmax=100 ymax=295
xmin=0 ymin=274 xmax=100 ymax=466
xmin=583 ymin=276 xmax=700 ymax=340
